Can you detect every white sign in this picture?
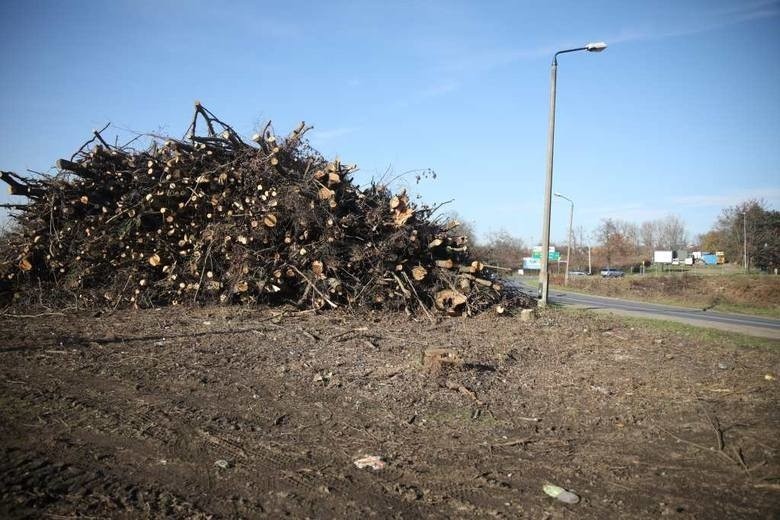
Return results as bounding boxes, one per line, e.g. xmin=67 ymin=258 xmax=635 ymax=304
xmin=654 ymin=250 xmax=673 ymax=264
xmin=523 ymin=257 xmax=541 ymax=270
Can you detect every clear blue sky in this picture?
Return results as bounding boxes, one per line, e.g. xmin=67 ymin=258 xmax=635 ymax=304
xmin=1 ymin=0 xmax=778 ymax=246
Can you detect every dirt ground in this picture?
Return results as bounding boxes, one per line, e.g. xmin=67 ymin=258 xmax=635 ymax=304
xmin=1 ymin=305 xmax=778 ymax=518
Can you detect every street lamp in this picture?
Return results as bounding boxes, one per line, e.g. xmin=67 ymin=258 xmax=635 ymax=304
xmin=554 ymin=192 xmax=574 ymax=286
xmin=538 ymin=41 xmax=607 ymax=306
xmin=743 ymin=212 xmax=748 ymax=272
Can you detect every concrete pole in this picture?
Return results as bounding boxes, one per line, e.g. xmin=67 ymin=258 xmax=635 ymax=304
xmin=537 ymin=43 xmax=605 ymax=301
xmin=554 ymin=192 xmax=574 ymax=285
xmin=565 ymin=199 xmax=573 ymax=285
xmin=538 ymin=61 xmax=557 ymax=306
xmin=743 ymin=212 xmax=748 ymax=272
xmin=588 ymin=245 xmax=592 ymax=275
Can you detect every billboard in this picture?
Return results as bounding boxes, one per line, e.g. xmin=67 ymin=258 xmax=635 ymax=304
xmin=653 ymin=250 xmax=673 ymax=264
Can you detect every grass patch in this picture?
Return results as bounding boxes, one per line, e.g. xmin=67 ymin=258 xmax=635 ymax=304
xmin=558 ymin=307 xmax=780 ymax=350
xmin=551 ymin=283 xmax=780 ymax=318
xmin=549 ymin=273 xmax=780 ymax=319
xmin=702 ymin=302 xmax=780 ymax=318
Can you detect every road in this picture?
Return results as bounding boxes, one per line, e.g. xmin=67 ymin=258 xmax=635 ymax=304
xmin=510 ymin=280 xmax=780 ymax=340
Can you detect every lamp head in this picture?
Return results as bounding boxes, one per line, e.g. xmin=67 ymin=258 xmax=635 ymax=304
xmin=585 ymin=41 xmax=607 ymax=52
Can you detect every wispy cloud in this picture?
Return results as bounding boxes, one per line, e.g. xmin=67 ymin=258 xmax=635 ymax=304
xmin=393 ymin=80 xmax=461 ymax=108
xmin=670 ymin=188 xmax=780 ymax=208
xmin=312 ymin=126 xmax=360 ymax=142
xmin=436 ymin=44 xmax=559 ymax=75
xmin=574 ymin=187 xmax=780 ymax=228
xmin=419 ymin=81 xmax=459 ymax=97
xmin=580 ymin=202 xmax=671 ymax=223
xmin=436 ymin=1 xmax=779 ymax=77
xmin=607 ymin=0 xmax=780 ymax=46
xmin=711 ymin=0 xmax=780 ymax=18
xmin=197 ymin=2 xmax=302 ymax=40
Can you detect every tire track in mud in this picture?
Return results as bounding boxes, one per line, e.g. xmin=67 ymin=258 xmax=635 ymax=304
xmin=195 ymin=427 xmax=440 ymax=517
xmin=2 ymin=364 xmax=518 ymax=518
xmin=1 ymin=368 xmax=433 ymax=517
xmin=368 ymin=457 xmax=519 ymax=517
xmin=0 ymin=447 xmax=205 ymax=519
xmin=1 ymin=378 xmax=178 ymax=446
xmin=4 ymin=349 xmax=532 ymax=518
xmin=275 ymin=399 xmax=520 ymax=517
xmin=3 ymin=307 xmax=779 ymax=519
xmin=234 ymin=391 xmax=520 ymax=517
xmin=0 ymin=372 xmax=222 ymax=513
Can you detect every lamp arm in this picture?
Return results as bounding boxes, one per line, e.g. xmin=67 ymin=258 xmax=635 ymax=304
xmin=553 ymin=47 xmax=587 ymax=65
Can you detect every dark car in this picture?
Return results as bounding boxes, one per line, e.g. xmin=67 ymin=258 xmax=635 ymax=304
xmin=600 ymin=268 xmax=625 ymax=278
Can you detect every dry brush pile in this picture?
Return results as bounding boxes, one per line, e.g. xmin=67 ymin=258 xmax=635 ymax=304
xmin=0 ymin=103 xmax=534 ymax=315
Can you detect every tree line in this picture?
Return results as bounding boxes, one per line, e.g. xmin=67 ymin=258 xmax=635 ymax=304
xmin=456 ymin=199 xmax=778 ymax=274
xmin=699 ymin=200 xmax=778 ymax=272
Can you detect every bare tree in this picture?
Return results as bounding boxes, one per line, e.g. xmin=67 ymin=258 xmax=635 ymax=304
xmin=656 ymin=215 xmax=688 ymax=250
xmin=619 ymin=221 xmax=641 ymax=254
xmin=479 ymin=230 xmax=526 ymax=269
xmin=442 ymin=211 xmax=478 ymax=247
xmin=595 ymin=218 xmax=646 ymax=267
xmin=595 ymin=218 xmax=620 ymax=266
xmin=639 ymin=220 xmax=657 ymax=255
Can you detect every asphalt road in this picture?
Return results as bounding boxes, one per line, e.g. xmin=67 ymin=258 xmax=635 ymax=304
xmin=510 ymin=280 xmax=780 ymax=340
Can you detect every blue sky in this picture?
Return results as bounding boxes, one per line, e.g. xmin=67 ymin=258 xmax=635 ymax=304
xmin=1 ymin=0 xmax=778 ymax=246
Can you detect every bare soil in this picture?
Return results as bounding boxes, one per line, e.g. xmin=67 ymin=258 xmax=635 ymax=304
xmin=561 ymin=274 xmax=780 ymax=317
xmin=1 ymin=306 xmax=779 ymax=518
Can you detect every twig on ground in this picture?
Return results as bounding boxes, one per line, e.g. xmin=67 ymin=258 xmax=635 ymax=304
xmin=492 ymin=438 xmax=534 ymax=447
xmin=658 ymin=426 xmax=741 ymax=468
xmin=328 ymin=327 xmax=368 ymax=342
xmin=0 ymin=312 xmax=67 ymax=318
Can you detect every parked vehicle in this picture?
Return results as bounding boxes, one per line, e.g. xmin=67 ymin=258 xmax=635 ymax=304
xmin=569 ymin=271 xmax=589 ymax=276
xmin=600 ymin=268 xmax=625 ymax=278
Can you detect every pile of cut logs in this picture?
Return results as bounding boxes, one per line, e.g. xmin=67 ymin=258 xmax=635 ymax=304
xmin=0 ymin=103 xmax=535 ymax=315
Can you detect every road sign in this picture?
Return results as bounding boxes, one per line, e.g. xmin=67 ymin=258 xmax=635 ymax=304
xmin=531 ymin=250 xmax=560 ymax=261
xmin=523 ymin=257 xmax=541 ymax=269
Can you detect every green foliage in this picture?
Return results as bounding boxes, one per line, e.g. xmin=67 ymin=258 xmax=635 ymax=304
xmin=711 ymin=199 xmax=779 ymax=272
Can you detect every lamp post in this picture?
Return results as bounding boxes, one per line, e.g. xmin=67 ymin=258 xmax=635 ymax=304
xmin=588 ymin=243 xmax=592 ymax=275
xmin=743 ymin=212 xmax=748 ymax=272
xmin=554 ymin=192 xmax=574 ymax=285
xmin=538 ymin=41 xmax=606 ymax=306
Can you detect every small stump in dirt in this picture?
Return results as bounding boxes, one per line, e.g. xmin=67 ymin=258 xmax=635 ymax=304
xmin=421 ymin=348 xmax=463 ymax=377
